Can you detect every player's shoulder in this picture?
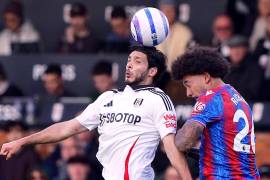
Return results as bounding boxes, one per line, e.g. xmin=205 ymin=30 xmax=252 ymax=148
xmin=130 ymin=86 xmax=166 ymax=99
xmin=198 ymin=89 xmax=223 ymax=105
xmin=95 ymin=89 xmax=119 ymax=101
xmin=146 ymin=87 xmax=174 ymax=111
xmin=144 ymin=87 xmax=168 ymax=97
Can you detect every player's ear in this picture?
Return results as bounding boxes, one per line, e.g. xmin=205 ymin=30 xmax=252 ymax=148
xmin=148 ymin=67 xmax=158 ymax=77
xmin=204 ymin=72 xmax=211 ymax=84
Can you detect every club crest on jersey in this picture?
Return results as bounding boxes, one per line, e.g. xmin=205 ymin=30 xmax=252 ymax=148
xmin=133 ymin=98 xmax=144 ymax=107
xmin=193 ymin=102 xmax=205 ymax=112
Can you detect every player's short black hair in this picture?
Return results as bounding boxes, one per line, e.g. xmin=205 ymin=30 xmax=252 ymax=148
xmin=91 ymin=60 xmax=112 ymax=76
xmin=4 ymin=121 xmax=27 ymax=132
xmin=172 ymin=46 xmax=230 ymax=80
xmin=67 ymin=155 xmax=90 ymax=166
xmin=4 ymin=1 xmax=24 ymax=19
xmin=130 ymin=45 xmax=167 ymax=85
xmin=45 ymin=63 xmax=62 ymax=77
xmin=111 ymin=6 xmax=127 ymax=19
xmin=70 ymin=2 xmax=87 ymax=17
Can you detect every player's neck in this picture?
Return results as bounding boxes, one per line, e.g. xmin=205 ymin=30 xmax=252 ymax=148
xmin=207 ymin=78 xmax=225 ymax=90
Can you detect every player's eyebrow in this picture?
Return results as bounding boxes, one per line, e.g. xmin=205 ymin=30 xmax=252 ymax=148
xmin=129 ymin=55 xmax=142 ymax=61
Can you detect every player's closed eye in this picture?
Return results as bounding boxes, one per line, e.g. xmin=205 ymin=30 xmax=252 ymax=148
xmin=135 ymin=59 xmax=142 ymax=64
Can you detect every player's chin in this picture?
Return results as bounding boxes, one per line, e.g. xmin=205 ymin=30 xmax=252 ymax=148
xmin=125 ymin=77 xmax=132 ymax=83
xmin=125 ymin=78 xmax=135 ymax=85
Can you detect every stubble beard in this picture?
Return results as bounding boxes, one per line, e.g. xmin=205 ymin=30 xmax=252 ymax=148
xmin=125 ymin=70 xmax=149 ymax=86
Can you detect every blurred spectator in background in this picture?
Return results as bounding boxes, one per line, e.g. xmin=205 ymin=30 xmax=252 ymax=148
xmin=156 ymin=0 xmax=193 ymax=104
xmin=156 ymin=0 xmax=193 ymax=73
xmin=163 ymin=166 xmax=180 ymax=180
xmin=75 ymin=130 xmax=102 ymax=178
xmin=211 ymin=14 xmax=234 ymax=56
xmin=28 ymin=167 xmax=48 ymax=180
xmin=34 ymin=142 xmax=59 ymax=179
xmin=104 ymin=6 xmax=135 ymax=53
xmin=41 ymin=64 xmax=74 ymax=97
xmin=54 ymin=136 xmax=84 ymax=180
xmin=254 ymin=15 xmax=270 ymax=58
xmin=66 ymin=155 xmax=93 ymax=180
xmin=253 ymin=14 xmax=270 ymax=101
xmin=226 ymin=0 xmax=257 ymax=36
xmin=58 ymin=2 xmax=101 ymax=53
xmin=0 ymin=1 xmax=40 ymax=55
xmin=90 ymin=61 xmax=116 ymax=100
xmin=249 ymin=0 xmax=270 ymax=51
xmin=152 ymin=143 xmax=170 ymax=179
xmin=36 ymin=64 xmax=75 ymax=124
xmin=259 ymin=164 xmax=270 ymax=180
xmin=0 ymin=121 xmax=39 ymax=180
xmin=224 ymin=35 xmax=264 ymax=101
xmin=0 ymin=62 xmax=23 ymax=98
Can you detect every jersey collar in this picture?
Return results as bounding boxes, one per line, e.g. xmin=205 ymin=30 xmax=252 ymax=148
xmin=119 ymin=84 xmax=155 ymax=92
xmin=201 ymin=84 xmax=230 ymax=96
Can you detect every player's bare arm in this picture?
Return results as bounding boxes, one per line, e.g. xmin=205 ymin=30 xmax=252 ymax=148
xmin=163 ymin=133 xmax=192 ymax=180
xmin=0 ymin=119 xmax=87 ymax=160
xmin=175 ymin=120 xmax=204 ymax=152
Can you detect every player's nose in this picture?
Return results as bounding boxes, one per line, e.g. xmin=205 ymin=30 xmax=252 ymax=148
xmin=126 ymin=61 xmax=133 ymax=69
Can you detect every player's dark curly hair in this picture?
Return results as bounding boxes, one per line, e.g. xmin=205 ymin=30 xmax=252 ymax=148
xmin=130 ymin=45 xmax=167 ymax=85
xmin=172 ymin=46 xmax=230 ymax=80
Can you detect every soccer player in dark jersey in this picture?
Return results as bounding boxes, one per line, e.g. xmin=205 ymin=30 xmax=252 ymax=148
xmin=172 ymin=46 xmax=260 ymax=179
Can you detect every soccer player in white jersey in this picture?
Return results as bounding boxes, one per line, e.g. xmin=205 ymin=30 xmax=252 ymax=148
xmin=0 ymin=46 xmax=192 ymax=180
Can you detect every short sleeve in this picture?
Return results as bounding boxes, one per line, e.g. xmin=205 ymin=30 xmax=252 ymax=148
xmin=152 ymin=92 xmax=177 ymax=139
xmin=76 ymin=91 xmax=113 ymax=131
xmin=190 ymin=94 xmax=223 ymax=126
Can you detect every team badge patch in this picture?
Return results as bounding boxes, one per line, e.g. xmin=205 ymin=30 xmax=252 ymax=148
xmin=193 ymin=102 xmax=206 ymax=112
xmin=134 ymin=98 xmax=144 ymax=107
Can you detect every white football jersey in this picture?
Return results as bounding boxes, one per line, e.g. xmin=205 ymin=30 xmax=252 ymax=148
xmin=76 ymin=85 xmax=177 ymax=180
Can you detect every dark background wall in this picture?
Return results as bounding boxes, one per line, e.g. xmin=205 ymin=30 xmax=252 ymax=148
xmin=0 ymin=55 xmax=127 ymax=96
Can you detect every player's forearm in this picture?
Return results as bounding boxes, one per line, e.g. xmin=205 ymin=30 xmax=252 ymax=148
xmin=18 ymin=120 xmax=85 ymax=146
xmin=168 ymin=146 xmax=192 ymax=180
xmin=175 ymin=121 xmax=204 ymax=152
xmin=175 ymin=131 xmax=195 ymax=152
xmin=19 ymin=123 xmax=67 ymax=146
xmin=163 ymin=134 xmax=192 ymax=180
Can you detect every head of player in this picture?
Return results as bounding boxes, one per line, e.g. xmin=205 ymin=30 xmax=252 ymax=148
xmin=172 ymin=46 xmax=230 ymax=98
xmin=125 ymin=45 xmax=167 ymax=86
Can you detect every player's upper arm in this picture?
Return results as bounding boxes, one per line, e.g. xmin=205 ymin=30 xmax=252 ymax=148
xmin=162 ymin=133 xmax=176 ymax=152
xmin=175 ymin=120 xmax=204 ymax=152
xmin=162 ymin=134 xmax=181 ymax=167
xmin=60 ymin=118 xmax=88 ymax=136
xmin=150 ymin=89 xmax=177 ymax=139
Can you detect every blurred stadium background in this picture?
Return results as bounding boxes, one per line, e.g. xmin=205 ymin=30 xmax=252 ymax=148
xmin=0 ymin=0 xmax=270 ymax=179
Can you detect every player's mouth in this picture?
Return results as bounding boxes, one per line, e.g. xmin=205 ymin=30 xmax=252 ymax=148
xmin=125 ymin=71 xmax=132 ymax=78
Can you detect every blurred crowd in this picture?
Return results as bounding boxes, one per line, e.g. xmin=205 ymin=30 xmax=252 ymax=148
xmin=0 ymin=0 xmax=270 ymax=102
xmin=1 ymin=0 xmax=270 ymax=179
